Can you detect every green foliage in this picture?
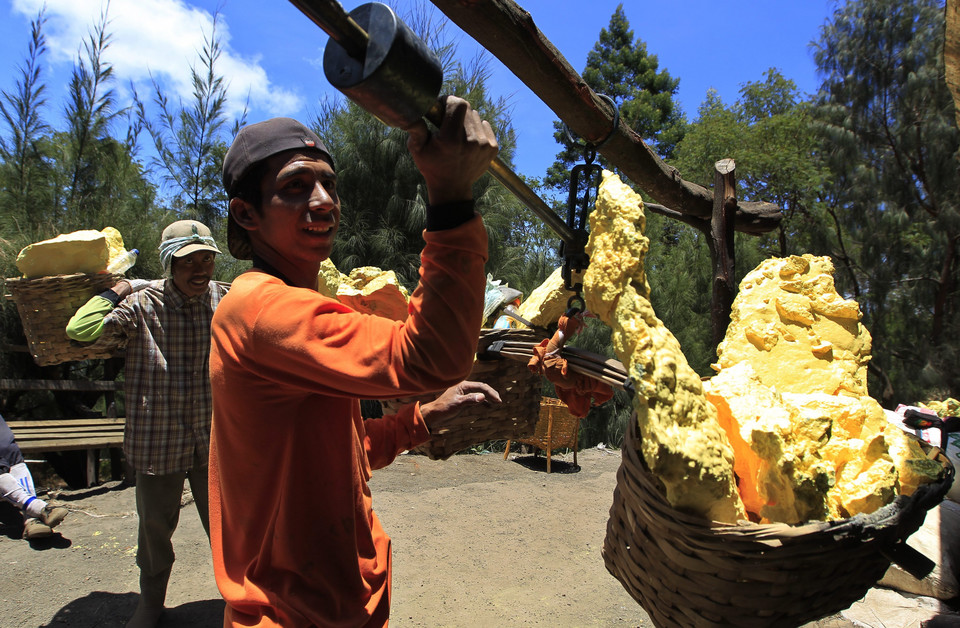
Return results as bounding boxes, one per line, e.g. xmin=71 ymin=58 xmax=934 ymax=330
xmin=546 ymin=3 xmax=686 ymax=191
xmin=488 ymin=181 xmax=560 ymax=298
xmin=671 ymin=70 xmax=830 ymax=259
xmin=136 ymin=14 xmax=239 ymax=237
xmin=812 ymin=0 xmax=960 ymax=402
xmin=669 ymin=90 xmax=742 ymax=185
xmin=0 ymin=9 xmax=50 ymax=231
xmin=59 ymin=8 xmax=123 ymax=219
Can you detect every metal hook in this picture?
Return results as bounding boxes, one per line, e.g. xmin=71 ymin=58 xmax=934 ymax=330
xmin=566 ymin=294 xmax=585 ymax=314
xmin=593 ymin=94 xmax=620 ymax=149
xmin=583 ymin=145 xmax=597 ymax=165
xmin=561 ymin=93 xmax=620 ymax=151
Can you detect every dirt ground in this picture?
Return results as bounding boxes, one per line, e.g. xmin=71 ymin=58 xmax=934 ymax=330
xmin=3 ymin=446 xmax=960 ymax=628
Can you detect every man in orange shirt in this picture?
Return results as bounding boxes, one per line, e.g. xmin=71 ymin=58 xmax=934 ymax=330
xmin=210 ymin=97 xmax=499 ymax=626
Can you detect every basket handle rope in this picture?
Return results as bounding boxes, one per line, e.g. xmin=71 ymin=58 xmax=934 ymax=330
xmin=482 ymin=330 xmax=631 ymax=393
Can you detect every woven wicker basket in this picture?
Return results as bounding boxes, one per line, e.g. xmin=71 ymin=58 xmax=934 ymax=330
xmin=5 ymin=273 xmax=126 ymax=366
xmin=602 ymin=417 xmax=955 ymax=628
xmin=518 ymin=396 xmax=580 ymax=452
xmin=380 ymin=329 xmax=544 ymax=460
xmin=503 ymin=396 xmax=582 ymax=472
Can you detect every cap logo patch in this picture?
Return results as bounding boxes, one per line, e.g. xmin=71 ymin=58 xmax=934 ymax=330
xmin=303 ymin=137 xmax=315 ymax=147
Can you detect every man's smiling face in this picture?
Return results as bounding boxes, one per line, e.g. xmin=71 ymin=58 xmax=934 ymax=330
xmin=171 ymin=250 xmax=216 ymax=297
xmin=252 ymin=149 xmax=340 ymax=267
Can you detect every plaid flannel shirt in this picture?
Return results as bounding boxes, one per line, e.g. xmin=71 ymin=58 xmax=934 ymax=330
xmin=104 ymin=279 xmax=228 ymax=475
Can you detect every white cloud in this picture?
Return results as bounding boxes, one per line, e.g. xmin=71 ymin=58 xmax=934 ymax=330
xmin=10 ymin=0 xmax=304 ymax=120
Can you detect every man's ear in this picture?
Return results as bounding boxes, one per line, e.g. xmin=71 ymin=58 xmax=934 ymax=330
xmin=229 ymin=198 xmax=260 ymax=232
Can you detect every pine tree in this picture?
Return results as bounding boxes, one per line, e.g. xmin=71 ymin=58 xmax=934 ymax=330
xmin=137 ymin=15 xmax=240 ymax=236
xmin=813 ymin=0 xmax=959 ymax=402
xmin=0 ymin=8 xmax=51 ymax=231
xmin=545 ymin=4 xmax=685 ymax=191
xmin=58 ymin=7 xmax=122 ymax=220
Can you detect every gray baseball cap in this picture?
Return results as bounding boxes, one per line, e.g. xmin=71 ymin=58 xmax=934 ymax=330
xmin=222 ymin=117 xmax=334 ymax=260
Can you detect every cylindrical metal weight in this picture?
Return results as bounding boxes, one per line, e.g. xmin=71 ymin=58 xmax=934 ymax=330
xmin=323 ymin=2 xmax=442 ymax=130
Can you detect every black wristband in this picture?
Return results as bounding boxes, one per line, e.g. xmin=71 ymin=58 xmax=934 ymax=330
xmin=98 ymin=289 xmax=123 ymax=306
xmin=425 ymin=200 xmax=476 ymax=231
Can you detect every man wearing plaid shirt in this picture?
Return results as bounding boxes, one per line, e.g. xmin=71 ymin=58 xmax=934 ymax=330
xmin=66 ymin=220 xmax=227 ymax=628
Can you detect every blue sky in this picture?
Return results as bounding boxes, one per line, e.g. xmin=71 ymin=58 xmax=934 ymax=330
xmin=0 ymin=0 xmax=838 ymax=180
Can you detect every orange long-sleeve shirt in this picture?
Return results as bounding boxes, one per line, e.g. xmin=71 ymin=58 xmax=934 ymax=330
xmin=209 ymin=216 xmax=487 ymax=627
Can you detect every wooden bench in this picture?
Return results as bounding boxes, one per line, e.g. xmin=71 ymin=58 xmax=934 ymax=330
xmin=9 ymin=418 xmax=126 ymax=487
xmin=10 ymin=417 xmax=126 ymax=454
xmin=1 ymin=377 xmax=125 ymax=487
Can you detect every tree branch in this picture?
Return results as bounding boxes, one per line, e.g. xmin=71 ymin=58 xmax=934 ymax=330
xmin=429 ymin=0 xmax=782 ymax=235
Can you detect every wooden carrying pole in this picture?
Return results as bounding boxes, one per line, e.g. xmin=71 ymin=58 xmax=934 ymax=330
xmin=428 ymin=0 xmax=781 ymax=235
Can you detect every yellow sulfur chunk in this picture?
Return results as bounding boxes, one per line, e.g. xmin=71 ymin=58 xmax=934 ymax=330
xmin=704 ymin=362 xmax=833 ymax=523
xmin=710 ymin=252 xmax=941 ymax=521
xmin=336 ymin=266 xmax=410 ymax=321
xmin=316 ymin=258 xmax=342 ymax=299
xmin=16 ymin=230 xmax=111 ymax=278
xmin=885 ymin=427 xmax=945 ymax=497
xmin=714 ymin=255 xmax=871 ymax=396
xmin=584 ymin=170 xmax=745 ymax=523
xmin=101 ymin=227 xmax=129 ymax=266
xmin=836 ymin=446 xmax=897 ymax=517
xmin=770 ymin=391 xmax=897 ymax=519
xmin=781 ymin=392 xmax=886 ymax=442
xmin=514 ymin=267 xmax=578 ymax=329
xmin=706 ymin=363 xmax=919 ymax=521
xmin=919 ymin=398 xmax=960 ymax=418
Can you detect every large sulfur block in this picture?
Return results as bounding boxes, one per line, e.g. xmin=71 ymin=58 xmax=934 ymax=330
xmin=584 ymin=170 xmax=746 ymax=523
xmin=16 ymin=230 xmax=111 ymax=278
xmin=514 ymin=267 xmax=578 ymax=330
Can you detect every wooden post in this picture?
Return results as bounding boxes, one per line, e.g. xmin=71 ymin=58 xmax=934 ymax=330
xmin=710 ymin=159 xmax=738 ymax=350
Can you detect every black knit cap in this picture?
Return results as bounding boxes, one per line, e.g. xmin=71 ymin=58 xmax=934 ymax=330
xmin=222 ymin=117 xmax=334 ymax=260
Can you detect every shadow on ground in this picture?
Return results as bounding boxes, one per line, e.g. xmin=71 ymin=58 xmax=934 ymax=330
xmin=40 ymin=591 xmax=224 ymax=627
xmin=509 ymin=454 xmax=581 ymax=474
xmin=52 ymin=479 xmax=132 ymax=503
xmin=0 ymin=501 xmax=24 ymax=539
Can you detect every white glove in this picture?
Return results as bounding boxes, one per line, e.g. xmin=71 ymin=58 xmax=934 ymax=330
xmin=127 ymin=279 xmax=153 ymax=293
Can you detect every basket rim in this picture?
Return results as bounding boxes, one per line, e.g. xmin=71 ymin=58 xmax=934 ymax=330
xmin=620 ymin=414 xmax=955 ymax=538
xmin=5 ymin=271 xmax=119 ymax=284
